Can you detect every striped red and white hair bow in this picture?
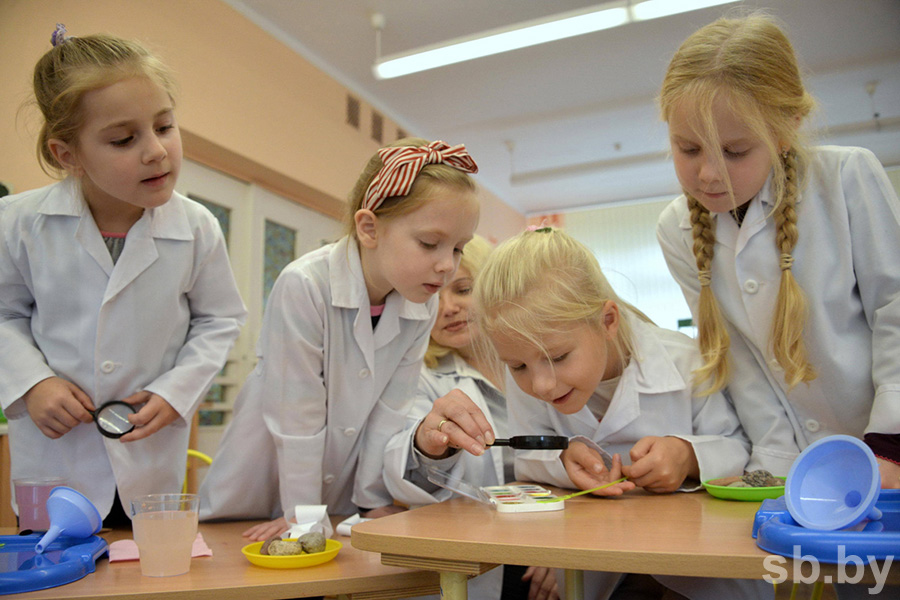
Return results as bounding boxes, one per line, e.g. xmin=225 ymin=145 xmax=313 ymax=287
xmin=363 ymin=140 xmax=478 ymax=211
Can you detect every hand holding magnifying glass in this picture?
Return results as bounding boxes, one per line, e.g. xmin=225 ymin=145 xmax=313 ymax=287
xmin=88 ymin=400 xmax=137 ymax=438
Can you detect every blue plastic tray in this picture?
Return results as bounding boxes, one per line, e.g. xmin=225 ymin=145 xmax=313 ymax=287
xmin=0 ymin=533 xmax=108 ymax=595
xmin=753 ymin=489 xmax=900 ymax=564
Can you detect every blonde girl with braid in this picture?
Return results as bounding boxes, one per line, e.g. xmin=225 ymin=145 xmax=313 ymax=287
xmin=656 ymin=14 xmax=900 ymax=489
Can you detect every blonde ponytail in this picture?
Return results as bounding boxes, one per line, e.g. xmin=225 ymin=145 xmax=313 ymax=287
xmin=770 ymin=150 xmax=816 ymax=388
xmin=687 ymin=196 xmax=731 ymax=393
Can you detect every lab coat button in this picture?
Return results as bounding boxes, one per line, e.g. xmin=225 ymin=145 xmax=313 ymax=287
xmin=323 ymin=474 xmax=335 ymax=484
xmin=805 ymin=419 xmax=821 ymax=433
xmin=343 ymin=427 xmax=357 ymax=436
xmin=358 ymin=369 xmax=370 ymax=378
xmin=743 ymin=279 xmax=759 ymax=294
xmin=100 ymin=360 xmax=116 ymax=373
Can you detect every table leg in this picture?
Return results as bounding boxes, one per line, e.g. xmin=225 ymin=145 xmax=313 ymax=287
xmin=565 ymin=568 xmax=585 ymax=600
xmin=440 ymin=571 xmax=468 ymax=599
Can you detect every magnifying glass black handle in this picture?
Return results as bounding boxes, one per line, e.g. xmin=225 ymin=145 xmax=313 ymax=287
xmin=89 ymin=400 xmax=137 ymax=439
xmin=490 ymin=435 xmax=569 ymax=450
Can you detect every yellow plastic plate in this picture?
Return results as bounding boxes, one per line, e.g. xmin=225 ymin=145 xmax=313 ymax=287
xmin=702 ymin=478 xmax=785 ymax=501
xmin=241 ymin=538 xmax=342 ymax=569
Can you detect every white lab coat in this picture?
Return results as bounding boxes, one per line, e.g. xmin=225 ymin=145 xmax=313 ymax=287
xmin=200 ymin=235 xmax=435 ymax=522
xmin=506 ymin=317 xmax=766 ymax=600
xmin=0 ymin=178 xmax=247 ymax=518
xmin=385 ymin=354 xmax=512 ymax=600
xmin=508 ymin=317 xmax=750 ymax=488
xmin=657 ymin=145 xmax=900 ymax=476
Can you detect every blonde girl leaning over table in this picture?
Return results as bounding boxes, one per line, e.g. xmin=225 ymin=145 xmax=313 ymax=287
xmin=655 ymin=14 xmax=900 ymax=488
xmin=473 ymin=228 xmax=770 ymax=600
xmin=0 ymin=25 xmax=247 ymax=526
xmin=383 ymin=235 xmax=559 ymax=600
xmin=200 ymin=138 xmax=480 ymax=540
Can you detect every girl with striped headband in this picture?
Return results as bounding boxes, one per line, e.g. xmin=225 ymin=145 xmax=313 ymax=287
xmin=200 ymin=137 xmax=480 ymax=540
xmin=656 ymin=13 xmax=900 ymax=501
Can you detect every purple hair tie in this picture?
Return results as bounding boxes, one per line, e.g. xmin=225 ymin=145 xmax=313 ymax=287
xmin=51 ymin=23 xmax=70 ymax=47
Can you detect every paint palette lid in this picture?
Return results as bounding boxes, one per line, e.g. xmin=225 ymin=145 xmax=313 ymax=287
xmin=425 ymin=467 xmax=565 ymax=512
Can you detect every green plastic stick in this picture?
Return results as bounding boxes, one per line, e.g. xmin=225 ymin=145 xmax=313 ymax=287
xmin=537 ymin=478 xmax=628 ymax=502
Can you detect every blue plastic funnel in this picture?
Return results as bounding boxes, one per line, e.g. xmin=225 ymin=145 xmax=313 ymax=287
xmin=785 ymin=435 xmax=882 ymax=531
xmin=34 ymin=487 xmax=102 ymax=554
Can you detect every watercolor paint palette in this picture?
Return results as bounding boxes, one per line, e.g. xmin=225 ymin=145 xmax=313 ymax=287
xmin=481 ymin=484 xmax=565 ymax=513
xmin=426 ymin=467 xmax=565 ymax=513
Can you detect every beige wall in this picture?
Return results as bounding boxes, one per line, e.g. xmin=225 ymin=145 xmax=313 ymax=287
xmin=1 ymin=0 xmax=524 ymax=238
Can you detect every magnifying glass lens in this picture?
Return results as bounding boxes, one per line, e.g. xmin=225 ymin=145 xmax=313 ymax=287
xmin=94 ymin=402 xmax=136 ymax=437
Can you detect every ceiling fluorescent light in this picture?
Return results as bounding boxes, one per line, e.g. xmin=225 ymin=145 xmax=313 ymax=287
xmin=374 ymin=4 xmax=629 ymax=80
xmin=631 ymin=0 xmax=738 ymax=21
xmin=372 ymin=0 xmax=737 ymax=80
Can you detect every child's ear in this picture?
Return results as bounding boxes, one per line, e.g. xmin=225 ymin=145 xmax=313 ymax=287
xmin=601 ymin=300 xmax=620 ymax=338
xmin=355 ymin=209 xmax=379 ymax=249
xmin=47 ymin=139 xmax=83 ymax=177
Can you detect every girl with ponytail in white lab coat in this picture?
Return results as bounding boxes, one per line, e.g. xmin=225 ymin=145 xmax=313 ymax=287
xmin=200 ymin=138 xmax=480 ymax=541
xmin=0 ymin=27 xmax=246 ymax=524
xmin=474 ymin=228 xmax=765 ymax=600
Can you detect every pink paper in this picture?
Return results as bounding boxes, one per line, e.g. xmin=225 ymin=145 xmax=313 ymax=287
xmin=108 ymin=532 xmax=212 ymax=562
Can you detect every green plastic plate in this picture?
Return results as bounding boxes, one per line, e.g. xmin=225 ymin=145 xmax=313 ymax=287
xmin=702 ymin=478 xmax=785 ymax=502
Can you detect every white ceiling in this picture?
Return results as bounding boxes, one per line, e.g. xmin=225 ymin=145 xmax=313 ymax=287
xmin=227 ymin=0 xmax=900 ymax=216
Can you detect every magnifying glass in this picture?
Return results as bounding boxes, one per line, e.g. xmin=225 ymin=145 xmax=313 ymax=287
xmin=489 ymin=435 xmax=569 ymax=450
xmin=88 ymin=400 xmax=136 ymax=439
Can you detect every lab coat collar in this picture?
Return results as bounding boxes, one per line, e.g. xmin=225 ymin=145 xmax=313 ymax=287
xmin=38 ymin=178 xmax=194 ymax=240
xmin=329 ymin=236 xmax=433 ymax=370
xmin=579 ymin=318 xmax=688 ymax=437
xmin=432 ymin=353 xmax=499 ymax=392
xmin=41 ymin=179 xmax=194 ymax=301
xmin=674 ymin=168 xmax=805 ymax=233
xmin=328 ymin=236 xmax=433 ymax=323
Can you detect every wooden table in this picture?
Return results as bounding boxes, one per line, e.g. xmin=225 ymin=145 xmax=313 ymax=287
xmin=351 ymin=489 xmax=899 ymax=599
xmin=4 ymin=519 xmax=439 ymax=599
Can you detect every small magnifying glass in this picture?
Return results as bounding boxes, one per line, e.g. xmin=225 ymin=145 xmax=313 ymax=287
xmin=489 ymin=435 xmax=569 ymax=450
xmin=88 ymin=400 xmax=136 ymax=439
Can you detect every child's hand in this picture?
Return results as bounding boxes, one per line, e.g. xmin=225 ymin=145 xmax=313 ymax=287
xmin=877 ymin=458 xmax=900 ymax=489
xmin=22 ymin=376 xmax=95 ymax=439
xmin=413 ymin=389 xmax=494 ymax=459
xmin=360 ymin=504 xmax=408 ymax=518
xmin=243 ymin=517 xmax=290 ymax=541
xmin=522 ymin=565 xmax=560 ymax=600
xmin=621 ymin=436 xmax=699 ymax=493
xmin=561 ymin=441 xmax=635 ymax=496
xmin=118 ymin=391 xmax=179 ymax=442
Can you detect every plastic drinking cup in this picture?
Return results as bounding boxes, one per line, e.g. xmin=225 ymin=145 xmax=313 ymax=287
xmin=13 ymin=478 xmax=66 ymax=532
xmin=130 ymin=494 xmax=199 ymax=577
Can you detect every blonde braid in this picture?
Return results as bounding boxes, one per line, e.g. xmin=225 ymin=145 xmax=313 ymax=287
xmin=688 ymin=195 xmax=731 ymax=393
xmin=770 ymin=150 xmax=816 ymax=388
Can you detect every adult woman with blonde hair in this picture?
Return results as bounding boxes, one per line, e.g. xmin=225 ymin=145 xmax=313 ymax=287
xmin=384 ymin=235 xmax=559 ymax=600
